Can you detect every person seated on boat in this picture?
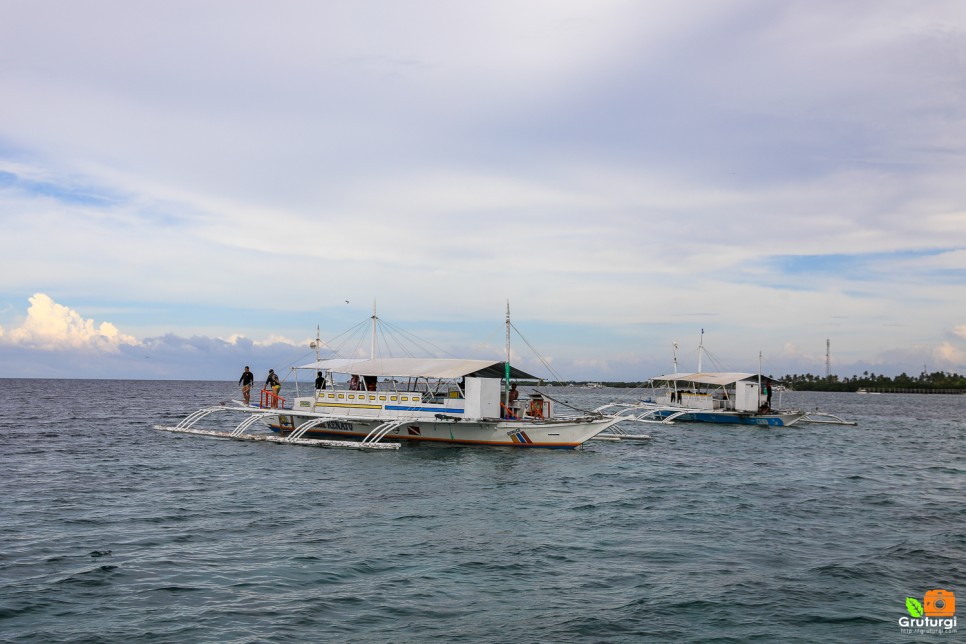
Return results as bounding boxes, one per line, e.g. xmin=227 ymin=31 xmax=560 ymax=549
xmin=238 ymin=366 xmax=254 ymax=405
xmin=528 ymin=394 xmax=545 ymax=418
xmin=364 ymin=375 xmax=377 ymax=391
xmin=315 ymin=371 xmax=326 ymax=390
xmin=349 ymin=374 xmax=361 ymax=390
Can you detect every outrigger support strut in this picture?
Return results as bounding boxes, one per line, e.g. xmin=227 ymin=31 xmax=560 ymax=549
xmin=288 ymin=417 xmax=337 ymax=441
xmin=231 ymin=412 xmax=273 ymax=437
xmin=154 ymin=405 xmax=401 ymax=450
xmin=175 ymin=406 xmax=226 ymax=430
xmin=799 ymin=411 xmax=857 ymax=426
xmin=594 ymin=402 xmax=683 ymax=424
xmin=361 ymin=420 xmax=407 ymax=446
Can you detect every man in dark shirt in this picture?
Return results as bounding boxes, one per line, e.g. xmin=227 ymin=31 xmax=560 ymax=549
xmin=239 ymin=366 xmax=254 ymax=405
xmin=315 ymin=371 xmax=326 ymax=390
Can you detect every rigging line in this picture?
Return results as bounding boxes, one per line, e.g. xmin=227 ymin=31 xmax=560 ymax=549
xmin=678 ymin=347 xmax=699 ymax=371
xmin=369 ymin=318 xmax=405 ymax=359
xmin=478 ymin=326 xmax=501 ymax=349
xmin=701 ymin=346 xmax=730 ymax=372
xmin=379 ymin=318 xmax=458 ymax=358
xmin=532 ymin=389 xmax=600 ymax=417
xmin=336 ymin=320 xmax=371 ymax=360
xmin=375 ymin=323 xmax=391 ymax=358
xmin=378 ymin=319 xmax=419 ymax=358
xmin=509 ymin=321 xmax=564 ymax=382
xmin=275 ymin=343 xmax=325 ymax=377
xmin=318 ymin=318 xmax=371 ymax=356
xmin=375 ymin=322 xmax=401 ymax=359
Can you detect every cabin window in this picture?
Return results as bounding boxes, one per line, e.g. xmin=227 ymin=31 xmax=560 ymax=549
xmin=390 ymin=396 xmax=398 ymax=401
xmin=338 ymin=394 xmax=345 ymax=399
xmin=379 ymin=395 xmax=386 ymax=401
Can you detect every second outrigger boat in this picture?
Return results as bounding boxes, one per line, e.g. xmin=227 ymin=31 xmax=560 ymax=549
xmin=599 ymin=333 xmax=855 ymax=427
xmin=605 ymin=370 xmax=806 ymax=426
xmin=156 ymin=305 xmax=627 ymax=450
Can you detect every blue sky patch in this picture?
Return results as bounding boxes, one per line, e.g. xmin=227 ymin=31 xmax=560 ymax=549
xmin=0 ymin=170 xmax=119 ymax=208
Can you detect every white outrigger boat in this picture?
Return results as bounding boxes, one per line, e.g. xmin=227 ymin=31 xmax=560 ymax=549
xmin=598 ymin=334 xmax=855 ymax=427
xmin=601 ymin=371 xmax=806 ymax=426
xmin=156 ymin=306 xmax=626 ymax=450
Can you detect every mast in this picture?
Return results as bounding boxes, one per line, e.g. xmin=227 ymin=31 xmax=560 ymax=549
xmin=697 ymin=329 xmax=705 ymax=372
xmin=504 ymin=301 xmax=511 ymax=413
xmin=672 ymin=342 xmax=679 ymax=375
xmin=312 ymin=325 xmax=321 ymax=362
xmin=758 ymin=350 xmax=763 ymax=408
xmin=370 ymin=300 xmax=377 ymax=359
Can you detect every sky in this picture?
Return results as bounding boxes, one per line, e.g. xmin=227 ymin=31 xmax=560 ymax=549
xmin=2 ymin=0 xmax=965 ymax=381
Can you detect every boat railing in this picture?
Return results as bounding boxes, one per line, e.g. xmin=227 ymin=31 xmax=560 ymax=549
xmin=259 ymin=388 xmax=287 ymax=409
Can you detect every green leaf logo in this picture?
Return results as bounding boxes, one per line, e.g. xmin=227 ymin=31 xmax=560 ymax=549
xmin=906 ymin=597 xmax=924 ymax=617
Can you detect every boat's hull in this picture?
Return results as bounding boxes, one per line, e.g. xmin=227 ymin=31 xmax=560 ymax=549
xmin=271 ymin=414 xmax=616 ymax=448
xmin=650 ymin=409 xmax=804 ymax=426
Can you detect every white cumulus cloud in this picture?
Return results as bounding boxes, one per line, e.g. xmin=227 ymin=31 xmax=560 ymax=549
xmin=4 ymin=293 xmax=139 ymax=352
xmin=935 ymin=341 xmax=966 ymax=366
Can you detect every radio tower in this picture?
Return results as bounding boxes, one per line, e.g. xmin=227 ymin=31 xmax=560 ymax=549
xmin=825 ymin=338 xmax=831 ymax=381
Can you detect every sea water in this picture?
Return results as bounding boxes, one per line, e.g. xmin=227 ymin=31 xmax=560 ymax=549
xmin=0 ymin=379 xmax=962 ymax=643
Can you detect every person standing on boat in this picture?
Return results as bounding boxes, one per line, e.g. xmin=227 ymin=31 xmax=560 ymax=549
xmin=508 ymin=383 xmax=520 ymax=415
xmin=266 ymin=369 xmax=281 ymax=397
xmin=238 ymin=366 xmax=255 ymax=406
xmin=315 ymin=371 xmax=326 ymax=390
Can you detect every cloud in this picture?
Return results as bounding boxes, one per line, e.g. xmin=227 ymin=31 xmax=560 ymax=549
xmin=3 ymin=293 xmax=138 ymax=351
xmin=934 ymin=341 xmax=966 ymax=366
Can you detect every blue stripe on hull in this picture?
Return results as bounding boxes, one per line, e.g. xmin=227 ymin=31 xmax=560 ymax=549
xmin=384 ymin=405 xmax=464 ymax=413
xmin=655 ymin=411 xmax=786 ymax=426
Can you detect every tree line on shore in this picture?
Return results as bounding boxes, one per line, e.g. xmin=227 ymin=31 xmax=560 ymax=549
xmin=773 ymin=370 xmax=966 ymax=392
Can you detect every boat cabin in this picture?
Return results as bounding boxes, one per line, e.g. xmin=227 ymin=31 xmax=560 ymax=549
xmin=288 ymin=358 xmax=551 ymax=421
xmin=651 ymin=372 xmax=775 ymax=413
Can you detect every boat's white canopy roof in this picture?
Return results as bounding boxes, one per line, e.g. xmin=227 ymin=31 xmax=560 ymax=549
xmin=297 ymin=358 xmax=369 ymax=372
xmin=649 ymin=372 xmax=763 ymax=386
xmin=296 ymin=357 xmax=537 ymax=380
